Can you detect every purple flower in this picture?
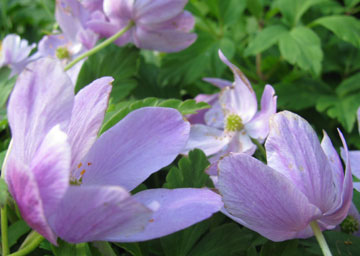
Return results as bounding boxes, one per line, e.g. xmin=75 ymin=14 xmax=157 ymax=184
xmin=216 ymin=111 xmax=353 ymax=241
xmin=37 ymin=0 xmax=98 ymax=82
xmin=5 ymin=58 xmax=222 ymax=244
xmin=87 ymin=0 xmax=197 ymax=52
xmin=0 ymin=34 xmax=36 ymax=76
xmin=184 ymin=50 xmax=276 ymax=172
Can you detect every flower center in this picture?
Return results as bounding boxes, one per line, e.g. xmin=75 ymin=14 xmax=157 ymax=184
xmin=340 ymin=215 xmax=359 ymax=234
xmin=225 ymin=114 xmax=243 ymax=132
xmin=56 ymin=46 xmax=71 ymax=59
xmin=70 ymin=162 xmax=92 ymax=185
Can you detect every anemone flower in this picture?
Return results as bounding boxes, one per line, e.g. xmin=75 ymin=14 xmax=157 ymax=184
xmin=0 ymin=34 xmax=36 ymax=76
xmin=184 ymin=50 xmax=276 ymax=173
xmin=87 ymin=0 xmax=197 ymax=52
xmin=217 ymin=111 xmax=352 ymax=242
xmin=5 ymin=58 xmax=222 ymax=244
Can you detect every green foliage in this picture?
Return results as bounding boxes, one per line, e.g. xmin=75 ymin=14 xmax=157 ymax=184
xmin=100 ymin=98 xmax=209 ymax=133
xmin=8 ymin=220 xmax=30 ymax=247
xmin=163 ymin=149 xmax=212 ymax=189
xmin=75 ymin=45 xmax=139 ymax=103
xmin=0 ymin=178 xmax=8 ymax=208
xmin=51 ymin=239 xmax=91 ymax=256
xmin=312 ymin=15 xmax=360 ymax=48
xmin=0 ymin=67 xmax=16 ymax=108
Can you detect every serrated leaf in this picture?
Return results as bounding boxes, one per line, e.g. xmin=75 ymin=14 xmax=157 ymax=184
xmin=279 ymin=26 xmax=323 ymax=75
xmin=75 ymin=45 xmax=139 ymax=103
xmin=163 ymin=149 xmax=212 ymax=189
xmin=316 ymin=92 xmax=360 ymax=132
xmin=312 ymin=15 xmax=360 ymax=48
xmin=336 ymin=72 xmax=360 ymax=96
xmin=244 ymin=25 xmax=288 ymax=56
xmin=188 ymin=224 xmax=256 ymax=256
xmin=100 ymin=98 xmax=209 ymax=134
xmin=218 ymin=0 xmax=246 ymax=26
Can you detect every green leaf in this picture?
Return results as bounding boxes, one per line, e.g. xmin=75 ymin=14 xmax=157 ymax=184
xmin=163 ymin=149 xmax=212 ymax=189
xmin=100 ymin=98 xmax=210 ymax=134
xmin=0 ymin=177 xmax=8 ymax=208
xmin=260 ymin=240 xmax=301 ymax=256
xmin=275 ymin=0 xmax=329 ymax=26
xmin=0 ymin=67 xmax=16 ymax=108
xmin=188 ymin=224 xmax=256 ymax=256
xmin=8 ymin=220 xmax=30 ymax=247
xmin=246 ymin=0 xmax=263 ymax=19
xmin=316 ymin=92 xmax=360 ymax=132
xmin=90 ymin=242 xmax=117 ymax=256
xmin=244 ymin=25 xmax=288 ymax=56
xmin=75 ymin=45 xmax=139 ymax=103
xmin=114 ymin=242 xmax=144 ymax=256
xmin=218 ymin=0 xmax=246 ymax=26
xmin=51 ymin=239 xmax=91 ymax=256
xmin=336 ymin=72 xmax=360 ymax=96
xmin=344 ymin=0 xmax=360 ymax=8
xmin=312 ymin=15 xmax=360 ymax=48
xmin=279 ymin=26 xmax=323 ymax=75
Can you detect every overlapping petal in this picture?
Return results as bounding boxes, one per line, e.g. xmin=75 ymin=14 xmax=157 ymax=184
xmin=82 ymin=107 xmax=190 ymax=191
xmin=217 ymin=153 xmax=321 ymax=241
xmin=111 ymin=188 xmax=223 ymax=242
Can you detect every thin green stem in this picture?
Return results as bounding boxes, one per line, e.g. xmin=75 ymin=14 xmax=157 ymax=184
xmin=1 ymin=140 xmax=12 ymax=256
xmin=64 ymin=21 xmax=135 ymax=71
xmin=8 ymin=233 xmax=44 ymax=256
xmin=251 ymin=139 xmax=266 ymax=160
xmin=310 ymin=221 xmax=332 ymax=256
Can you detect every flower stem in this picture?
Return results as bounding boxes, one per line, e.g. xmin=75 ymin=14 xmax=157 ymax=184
xmin=64 ymin=21 xmax=135 ymax=71
xmin=1 ymin=140 xmax=13 ymax=256
xmin=310 ymin=221 xmax=332 ymax=256
xmin=251 ymin=139 xmax=266 ymax=161
xmin=8 ymin=233 xmax=44 ymax=256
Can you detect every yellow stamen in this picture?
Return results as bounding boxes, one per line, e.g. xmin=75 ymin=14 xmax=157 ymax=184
xmin=77 ymin=162 xmax=82 ymax=168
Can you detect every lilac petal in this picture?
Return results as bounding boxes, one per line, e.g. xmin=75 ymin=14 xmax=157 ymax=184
xmin=183 ymin=124 xmax=230 ymax=156
xmin=30 ymin=126 xmax=71 ymax=221
xmin=109 ymin=188 xmax=223 ymax=242
xmin=82 ymin=107 xmax=189 ymax=191
xmin=218 ymin=50 xmax=257 ymax=123
xmin=265 ymin=111 xmax=340 ymax=214
xmin=134 ymin=27 xmax=197 ymax=52
xmin=320 ymin=130 xmax=353 ymax=226
xmin=103 ymin=0 xmax=134 ymax=20
xmin=187 ymin=94 xmax=218 ymax=125
xmin=67 ymin=77 xmax=113 ymax=172
xmin=38 ymin=34 xmax=69 ymax=57
xmin=146 ymin=11 xmax=195 ymax=32
xmin=82 ymin=0 xmax=104 ymax=12
xmin=6 ymin=160 xmax=58 ymax=244
xmin=203 ymin=77 xmax=232 ymax=89
xmin=204 ymin=101 xmax=225 ymax=129
xmin=321 ymin=131 xmax=343 ymax=195
xmin=354 ymin=182 xmax=360 ymax=192
xmin=134 ymin=0 xmax=187 ymax=24
xmin=344 ymin=150 xmax=360 ymax=179
xmin=217 ymin=153 xmax=321 ymax=241
xmin=56 ymin=0 xmax=90 ymax=42
xmin=52 ymin=185 xmax=152 ymax=243
xmin=87 ymin=11 xmax=133 ymax=46
xmin=227 ymin=131 xmax=256 ymax=155
xmin=245 ymin=85 xmax=277 ymax=141
xmin=8 ymin=58 xmax=74 ymax=163
xmin=0 ymin=34 xmax=35 ymax=66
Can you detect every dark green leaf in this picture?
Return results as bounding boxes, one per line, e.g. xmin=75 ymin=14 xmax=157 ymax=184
xmin=279 ymin=26 xmax=323 ymax=75
xmin=246 ymin=0 xmax=263 ymax=19
xmin=114 ymin=242 xmax=144 ymax=256
xmin=0 ymin=67 xmax=16 ymax=108
xmin=75 ymin=45 xmax=139 ymax=103
xmin=163 ymin=149 xmax=212 ymax=189
xmin=100 ymin=98 xmax=209 ymax=134
xmin=312 ymin=15 xmax=360 ymax=48
xmin=90 ymin=242 xmax=117 ymax=256
xmin=188 ymin=224 xmax=256 ymax=256
xmin=8 ymin=220 xmax=30 ymax=247
xmin=51 ymin=239 xmax=91 ymax=256
xmin=0 ymin=177 xmax=8 ymax=208
xmin=244 ymin=25 xmax=288 ymax=56
xmin=218 ymin=0 xmax=246 ymax=26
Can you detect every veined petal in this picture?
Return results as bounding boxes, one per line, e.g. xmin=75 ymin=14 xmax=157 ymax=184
xmin=109 ymin=188 xmax=222 ymax=242
xmin=145 ymin=11 xmax=195 ymax=32
xmin=134 ymin=0 xmax=186 ymax=24
xmin=182 ymin=124 xmax=230 ymax=156
xmin=51 ymin=185 xmax=152 ymax=243
xmin=265 ymin=111 xmax=340 ymax=213
xmin=30 ymin=126 xmax=71 ymax=221
xmin=245 ymin=85 xmax=277 ymax=141
xmin=67 ymin=77 xmax=113 ymax=171
xmin=218 ymin=50 xmax=257 ymax=123
xmin=187 ymin=93 xmax=218 ymax=125
xmin=6 ymin=160 xmax=57 ymax=244
xmin=217 ymin=153 xmax=321 ymax=242
xmin=103 ymin=0 xmax=134 ymax=20
xmin=344 ymin=150 xmax=360 ymax=180
xmin=82 ymin=107 xmax=189 ymax=191
xmin=203 ymin=77 xmax=232 ymax=89
xmin=204 ymin=101 xmax=224 ymax=129
xmin=134 ymin=27 xmax=197 ymax=52
xmin=320 ymin=130 xmax=353 ymax=225
xmin=8 ymin=58 xmax=74 ymax=164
